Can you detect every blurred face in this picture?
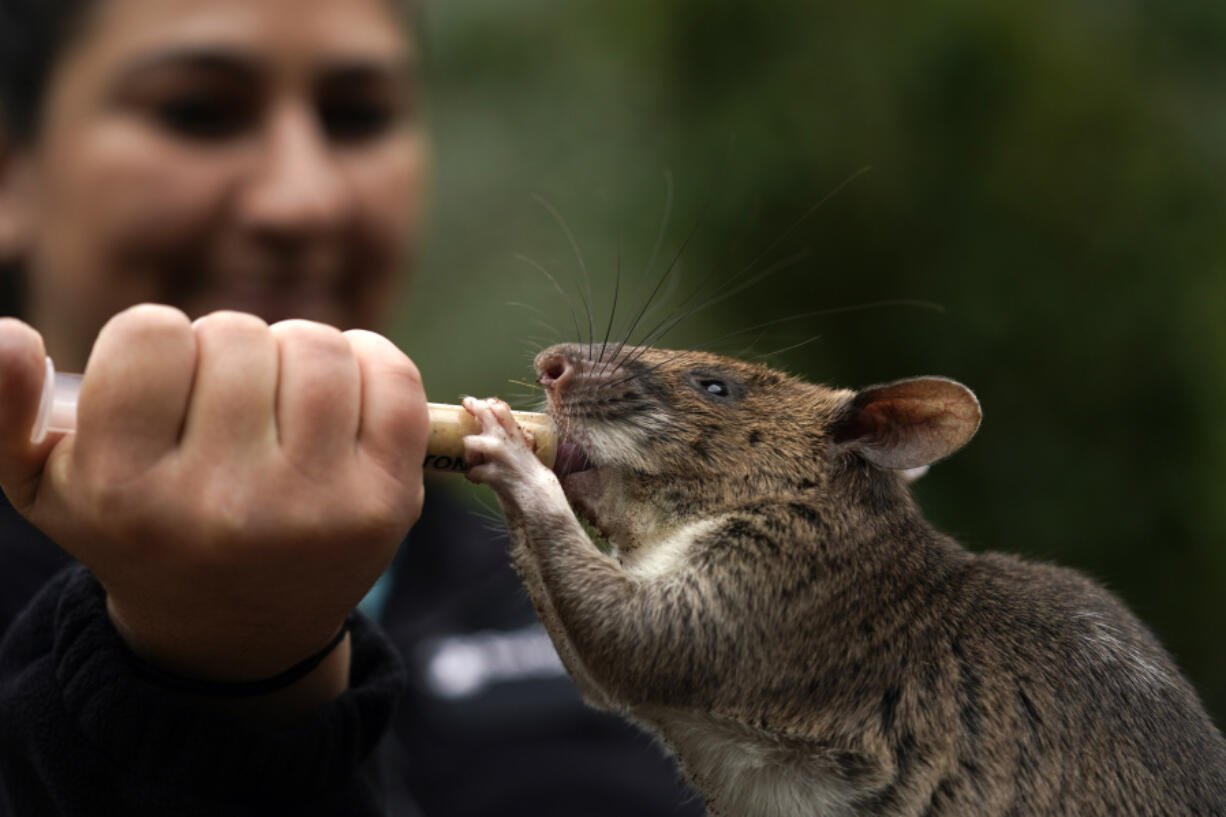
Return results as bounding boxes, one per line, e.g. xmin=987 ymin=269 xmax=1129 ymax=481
xmin=2 ymin=0 xmax=424 ymax=369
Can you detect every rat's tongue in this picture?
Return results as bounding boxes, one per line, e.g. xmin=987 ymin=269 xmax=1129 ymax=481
xmin=553 ymin=440 xmax=593 ymax=477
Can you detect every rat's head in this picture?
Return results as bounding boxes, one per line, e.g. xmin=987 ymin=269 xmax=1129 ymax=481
xmin=535 ymin=342 xmax=981 ymax=548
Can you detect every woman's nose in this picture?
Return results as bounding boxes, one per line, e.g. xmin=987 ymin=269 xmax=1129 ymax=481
xmin=238 ymin=103 xmax=349 ymax=237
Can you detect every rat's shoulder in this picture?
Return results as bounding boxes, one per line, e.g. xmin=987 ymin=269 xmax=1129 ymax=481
xmin=670 ymin=497 xmax=887 ymax=590
xmin=685 ymin=498 xmax=830 ymax=552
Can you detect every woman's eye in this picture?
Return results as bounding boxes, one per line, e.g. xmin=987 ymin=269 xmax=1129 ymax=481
xmin=155 ymin=94 xmax=251 ymax=140
xmin=321 ymin=100 xmax=396 ymax=142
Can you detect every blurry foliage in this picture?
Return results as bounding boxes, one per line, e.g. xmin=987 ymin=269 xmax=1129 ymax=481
xmin=398 ymin=0 xmax=1226 ymax=721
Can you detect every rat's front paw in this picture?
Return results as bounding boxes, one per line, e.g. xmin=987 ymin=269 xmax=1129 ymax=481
xmin=462 ymin=397 xmax=548 ymax=491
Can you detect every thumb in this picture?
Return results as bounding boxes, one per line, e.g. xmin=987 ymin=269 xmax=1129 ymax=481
xmin=0 ymin=317 xmax=59 ymax=510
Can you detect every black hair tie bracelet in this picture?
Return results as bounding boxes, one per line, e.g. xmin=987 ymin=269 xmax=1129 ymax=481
xmin=128 ymin=615 xmax=354 ymax=698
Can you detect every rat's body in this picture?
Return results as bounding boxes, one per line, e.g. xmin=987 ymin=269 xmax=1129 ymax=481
xmin=462 ymin=343 xmax=1226 ymax=817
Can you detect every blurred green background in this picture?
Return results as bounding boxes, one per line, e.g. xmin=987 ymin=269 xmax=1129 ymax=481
xmin=394 ymin=0 xmax=1226 ymax=723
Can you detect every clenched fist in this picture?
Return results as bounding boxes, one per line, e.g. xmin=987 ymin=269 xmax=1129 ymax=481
xmin=0 ymin=305 xmax=427 ymax=695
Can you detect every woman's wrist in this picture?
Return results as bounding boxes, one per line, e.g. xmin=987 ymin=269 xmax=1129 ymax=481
xmin=200 ymin=633 xmax=353 ymax=726
xmin=124 ymin=616 xmax=354 ymax=697
xmin=106 ymin=597 xmax=354 ymax=725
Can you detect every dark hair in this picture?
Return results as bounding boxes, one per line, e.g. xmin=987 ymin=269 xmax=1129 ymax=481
xmin=0 ymin=263 xmax=23 ymax=318
xmin=0 ymin=0 xmax=99 ymax=316
xmin=0 ymin=0 xmax=99 ymax=141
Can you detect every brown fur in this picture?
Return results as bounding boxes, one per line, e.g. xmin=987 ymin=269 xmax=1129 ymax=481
xmin=464 ymin=343 xmax=1226 ymax=817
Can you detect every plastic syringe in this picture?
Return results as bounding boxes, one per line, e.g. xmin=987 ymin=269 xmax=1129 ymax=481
xmin=30 ymin=357 xmax=556 ymax=474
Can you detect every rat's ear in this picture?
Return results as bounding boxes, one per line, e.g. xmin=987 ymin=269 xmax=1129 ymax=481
xmin=831 ymin=377 xmax=981 ymax=470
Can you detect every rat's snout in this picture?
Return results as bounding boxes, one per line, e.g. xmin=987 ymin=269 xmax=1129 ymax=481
xmin=536 ymin=353 xmax=568 ymax=387
xmin=535 ymin=345 xmax=577 ymax=394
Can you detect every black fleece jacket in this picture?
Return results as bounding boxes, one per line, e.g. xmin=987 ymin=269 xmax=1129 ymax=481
xmin=0 ymin=486 xmax=702 ymax=816
xmin=0 ymin=564 xmax=403 ymax=815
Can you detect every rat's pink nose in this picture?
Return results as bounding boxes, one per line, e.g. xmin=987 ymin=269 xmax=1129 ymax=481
xmin=536 ymin=353 xmax=568 ymax=389
xmin=534 ymin=345 xmax=579 ymax=391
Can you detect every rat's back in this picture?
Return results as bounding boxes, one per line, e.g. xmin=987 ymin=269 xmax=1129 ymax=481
xmin=835 ymin=550 xmax=1226 ymax=817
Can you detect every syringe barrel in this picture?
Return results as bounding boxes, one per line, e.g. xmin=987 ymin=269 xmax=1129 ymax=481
xmin=424 ymin=402 xmax=556 ymax=474
xmin=28 ymin=358 xmax=556 ymax=474
xmin=32 ymin=358 xmax=82 ymax=444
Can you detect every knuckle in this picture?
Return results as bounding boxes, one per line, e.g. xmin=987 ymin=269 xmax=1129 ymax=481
xmin=192 ymin=310 xmax=270 ymax=341
xmin=271 ymin=319 xmax=349 ymax=356
xmin=115 ymin=302 xmax=191 ymax=327
xmin=346 ymin=330 xmax=422 ymax=387
xmin=99 ymin=304 xmax=192 ymax=350
xmin=380 ymin=355 xmax=423 ymax=396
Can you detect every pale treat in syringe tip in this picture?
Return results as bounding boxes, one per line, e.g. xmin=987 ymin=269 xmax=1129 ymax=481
xmin=423 ymin=402 xmax=555 ymax=473
xmin=30 ymin=357 xmax=555 ymax=474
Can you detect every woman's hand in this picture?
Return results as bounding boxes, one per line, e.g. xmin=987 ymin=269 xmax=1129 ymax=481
xmin=0 ymin=305 xmax=427 ymax=692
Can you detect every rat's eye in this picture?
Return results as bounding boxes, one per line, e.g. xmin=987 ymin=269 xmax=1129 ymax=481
xmin=686 ymin=371 xmax=742 ymax=403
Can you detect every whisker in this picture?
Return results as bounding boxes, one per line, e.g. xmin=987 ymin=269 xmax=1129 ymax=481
xmin=599 ymin=300 xmax=942 ymax=391
xmin=507 ymin=300 xmax=551 ymax=316
xmin=521 ymin=335 xmax=556 ymax=353
xmin=533 ymin=194 xmax=596 ymax=355
xmin=690 ymin=299 xmax=946 ymax=357
xmin=514 ymin=253 xmax=583 ymax=344
xmin=638 ymin=170 xmax=675 ymax=291
xmin=599 ymin=348 xmax=696 ymax=392
xmin=597 ymin=238 xmax=622 ymax=371
xmin=507 ymin=300 xmax=559 ymax=333
xmin=601 ymin=345 xmax=744 ymax=394
xmin=526 ymin=320 xmax=562 ymax=337
xmin=618 ymin=247 xmax=812 ymax=375
xmin=599 ymin=171 xmax=675 ymax=377
xmin=751 ymin=334 xmax=825 ymax=363
xmin=735 ymin=165 xmax=871 ymax=289
xmin=521 ymin=320 xmax=563 ymax=338
xmin=614 ymin=184 xmax=715 ymax=362
xmin=732 ymin=332 xmax=769 ymax=360
xmin=551 ymin=166 xmax=879 ymax=391
xmin=623 ymin=164 xmax=870 ymax=365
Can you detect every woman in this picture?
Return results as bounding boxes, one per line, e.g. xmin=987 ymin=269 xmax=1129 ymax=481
xmin=0 ymin=0 xmax=699 ymax=813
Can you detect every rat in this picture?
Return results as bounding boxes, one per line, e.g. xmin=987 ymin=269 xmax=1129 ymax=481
xmin=460 ymin=342 xmax=1226 ymax=817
